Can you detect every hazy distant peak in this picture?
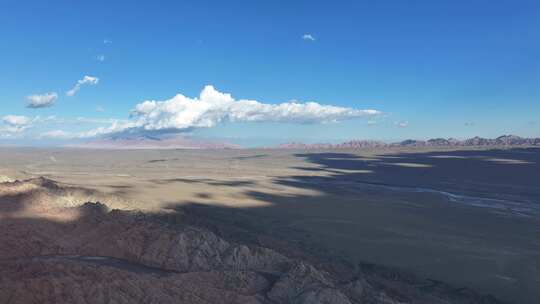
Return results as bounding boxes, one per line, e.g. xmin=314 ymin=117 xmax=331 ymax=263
xmin=276 ymin=135 xmax=540 ymax=149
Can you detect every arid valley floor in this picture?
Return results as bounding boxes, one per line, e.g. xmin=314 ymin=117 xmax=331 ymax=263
xmin=1 ymin=147 xmax=539 ymax=303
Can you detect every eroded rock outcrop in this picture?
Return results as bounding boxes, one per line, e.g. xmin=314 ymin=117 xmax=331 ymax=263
xmin=0 ymin=178 xmax=504 ymax=304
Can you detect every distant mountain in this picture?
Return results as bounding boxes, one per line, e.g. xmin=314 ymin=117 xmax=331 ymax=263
xmin=278 ymin=140 xmax=387 ymax=149
xmin=71 ymin=134 xmax=540 ymax=150
xmin=70 ymin=134 xmax=240 ymax=149
xmin=276 ymin=135 xmax=540 ymax=149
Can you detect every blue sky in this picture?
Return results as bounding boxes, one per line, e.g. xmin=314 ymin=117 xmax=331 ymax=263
xmin=1 ymin=0 xmax=539 ymax=146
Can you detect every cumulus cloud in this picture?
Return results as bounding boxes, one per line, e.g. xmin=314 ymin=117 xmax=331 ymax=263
xmin=302 ymin=34 xmax=316 ymax=41
xmin=66 ymin=76 xmax=99 ymax=97
xmin=124 ymin=85 xmax=380 ymax=133
xmin=5 ymin=86 xmax=382 ymax=140
xmin=26 ymin=92 xmax=58 ymax=108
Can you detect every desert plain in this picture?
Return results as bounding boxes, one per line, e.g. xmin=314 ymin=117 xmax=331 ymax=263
xmin=1 ymin=146 xmax=539 ymax=303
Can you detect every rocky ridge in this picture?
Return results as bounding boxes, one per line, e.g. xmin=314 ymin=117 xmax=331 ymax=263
xmin=0 ymin=177 xmax=504 ymax=304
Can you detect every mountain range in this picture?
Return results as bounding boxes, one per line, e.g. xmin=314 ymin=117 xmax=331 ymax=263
xmin=277 ymin=135 xmax=540 ymax=149
xmin=70 ymin=134 xmax=240 ymax=149
xmin=70 ymin=134 xmax=540 ymax=150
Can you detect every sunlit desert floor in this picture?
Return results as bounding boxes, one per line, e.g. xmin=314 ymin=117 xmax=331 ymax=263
xmin=1 ymin=147 xmax=539 ymax=303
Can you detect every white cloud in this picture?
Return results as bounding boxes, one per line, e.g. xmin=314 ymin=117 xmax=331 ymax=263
xmin=23 ymin=115 xmax=116 ymax=125
xmin=302 ymin=34 xmax=316 ymax=41
xmin=26 ymin=92 xmax=58 ymax=108
xmin=367 ymin=120 xmax=378 ymax=126
xmin=1 ymin=114 xmax=128 ymax=139
xmin=1 ymin=115 xmax=32 ymax=135
xmin=2 ymin=115 xmax=30 ymax=127
xmin=33 ymin=115 xmax=58 ymax=123
xmin=39 ymin=130 xmax=72 ymax=139
xmin=395 ymin=121 xmax=409 ymax=128
xmin=66 ymin=76 xmax=99 ymax=97
xmin=35 ymin=119 xmax=131 ymax=140
xmin=88 ymin=85 xmax=380 ymax=136
xmin=96 ymin=54 xmax=106 ymax=62
xmin=4 ymin=86 xmax=382 ymax=140
xmin=78 ymin=120 xmax=134 ymax=138
xmin=75 ymin=117 xmax=119 ymax=124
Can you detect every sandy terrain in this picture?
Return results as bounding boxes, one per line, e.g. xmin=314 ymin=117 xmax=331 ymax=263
xmin=1 ymin=147 xmax=539 ymax=303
